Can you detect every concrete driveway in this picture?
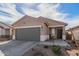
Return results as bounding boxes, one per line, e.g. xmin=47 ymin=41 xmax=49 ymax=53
xmin=0 ymin=40 xmax=37 ymax=56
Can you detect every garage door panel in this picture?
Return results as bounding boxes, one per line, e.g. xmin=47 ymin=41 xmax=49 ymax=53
xmin=16 ymin=27 xmax=40 ymax=41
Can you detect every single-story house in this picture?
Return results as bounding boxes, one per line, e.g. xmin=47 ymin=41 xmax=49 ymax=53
xmin=0 ymin=22 xmax=10 ymax=41
xmin=66 ymin=26 xmax=79 ymax=40
xmin=12 ymin=15 xmax=67 ymax=41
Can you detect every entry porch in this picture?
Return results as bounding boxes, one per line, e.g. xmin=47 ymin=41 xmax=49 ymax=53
xmin=48 ymin=26 xmax=66 ymax=40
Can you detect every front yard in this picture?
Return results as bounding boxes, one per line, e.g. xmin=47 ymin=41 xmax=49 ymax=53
xmin=50 ymin=45 xmax=62 ymax=56
xmin=0 ymin=40 xmax=70 ymax=56
xmin=23 ymin=45 xmax=67 ymax=56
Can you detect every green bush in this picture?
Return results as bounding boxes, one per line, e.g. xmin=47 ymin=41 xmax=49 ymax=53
xmin=51 ymin=45 xmax=61 ymax=56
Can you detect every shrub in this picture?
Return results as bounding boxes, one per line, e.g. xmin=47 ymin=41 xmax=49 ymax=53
xmin=51 ymin=45 xmax=61 ymax=56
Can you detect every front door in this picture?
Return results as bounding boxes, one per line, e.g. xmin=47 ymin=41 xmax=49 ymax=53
xmin=56 ymin=27 xmax=62 ymax=39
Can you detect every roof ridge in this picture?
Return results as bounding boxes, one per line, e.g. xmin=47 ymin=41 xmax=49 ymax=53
xmin=38 ymin=16 xmax=67 ymax=26
xmin=12 ymin=15 xmax=37 ymax=26
xmin=12 ymin=15 xmax=67 ymax=26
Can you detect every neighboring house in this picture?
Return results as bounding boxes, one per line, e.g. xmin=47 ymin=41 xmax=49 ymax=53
xmin=12 ymin=15 xmax=67 ymax=41
xmin=0 ymin=22 xmax=10 ymax=41
xmin=66 ymin=26 xmax=79 ymax=40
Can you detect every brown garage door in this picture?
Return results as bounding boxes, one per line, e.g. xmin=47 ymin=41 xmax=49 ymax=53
xmin=15 ymin=27 xmax=40 ymax=41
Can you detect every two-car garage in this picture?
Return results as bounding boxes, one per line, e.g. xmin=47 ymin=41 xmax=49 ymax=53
xmin=15 ymin=27 xmax=40 ymax=41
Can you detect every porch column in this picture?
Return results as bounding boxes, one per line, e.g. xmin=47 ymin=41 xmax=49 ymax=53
xmin=10 ymin=28 xmax=16 ymax=40
xmin=62 ymin=27 xmax=66 ymax=40
xmin=12 ymin=29 xmax=16 ymax=40
xmin=10 ymin=28 xmax=12 ymax=39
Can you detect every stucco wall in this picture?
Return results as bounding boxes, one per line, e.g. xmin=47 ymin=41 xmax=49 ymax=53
xmin=72 ymin=29 xmax=79 ymax=40
xmin=68 ymin=28 xmax=79 ymax=40
xmin=0 ymin=28 xmax=10 ymax=39
xmin=0 ymin=28 xmax=1 ymax=35
xmin=0 ymin=22 xmax=10 ymax=36
xmin=0 ymin=28 xmax=6 ymax=35
xmin=5 ymin=29 xmax=10 ymax=35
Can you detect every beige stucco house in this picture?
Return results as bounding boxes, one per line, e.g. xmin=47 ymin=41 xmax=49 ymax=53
xmin=66 ymin=26 xmax=79 ymax=40
xmin=11 ymin=15 xmax=67 ymax=41
xmin=0 ymin=22 xmax=10 ymax=40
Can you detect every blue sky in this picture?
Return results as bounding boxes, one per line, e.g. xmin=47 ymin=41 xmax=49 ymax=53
xmin=0 ymin=3 xmax=79 ymax=29
xmin=59 ymin=3 xmax=79 ymax=18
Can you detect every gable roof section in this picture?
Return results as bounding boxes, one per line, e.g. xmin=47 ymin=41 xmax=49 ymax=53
xmin=12 ymin=15 xmax=38 ymax=26
xmin=38 ymin=16 xmax=67 ymax=26
xmin=12 ymin=15 xmax=67 ymax=27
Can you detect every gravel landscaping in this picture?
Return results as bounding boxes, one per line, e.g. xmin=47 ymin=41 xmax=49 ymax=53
xmin=23 ymin=45 xmax=55 ymax=56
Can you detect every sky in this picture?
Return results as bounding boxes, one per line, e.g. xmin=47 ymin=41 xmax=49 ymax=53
xmin=0 ymin=3 xmax=79 ymax=29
